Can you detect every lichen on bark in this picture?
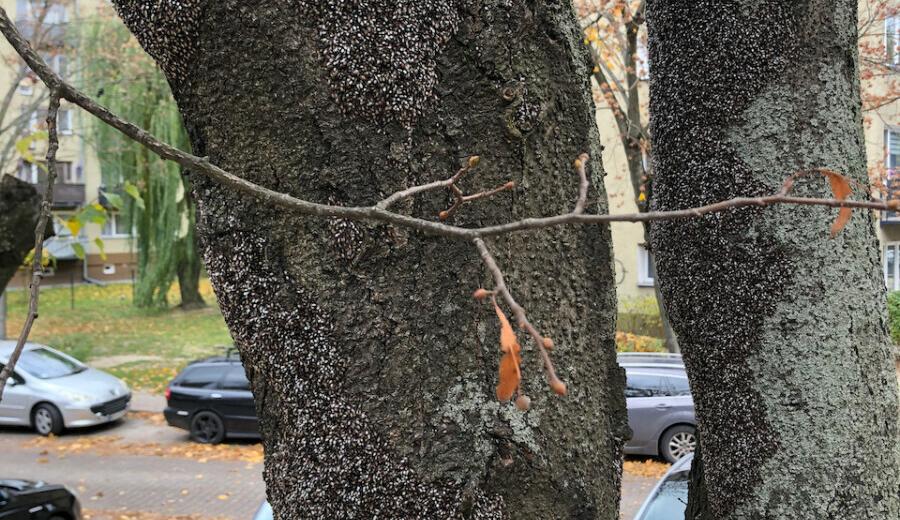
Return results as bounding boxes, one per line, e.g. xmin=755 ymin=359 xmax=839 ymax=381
xmin=647 ymin=1 xmax=900 ymax=518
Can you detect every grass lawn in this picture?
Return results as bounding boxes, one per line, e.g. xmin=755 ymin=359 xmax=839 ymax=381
xmin=6 ymin=279 xmax=232 ymax=393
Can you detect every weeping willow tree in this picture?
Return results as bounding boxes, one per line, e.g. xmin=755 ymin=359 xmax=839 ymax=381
xmin=80 ymin=13 xmax=204 ymax=308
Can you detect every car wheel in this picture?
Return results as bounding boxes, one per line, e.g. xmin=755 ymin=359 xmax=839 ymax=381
xmin=190 ymin=411 xmax=226 ymax=444
xmin=660 ymin=425 xmax=696 ymax=463
xmin=32 ymin=403 xmax=64 ymax=436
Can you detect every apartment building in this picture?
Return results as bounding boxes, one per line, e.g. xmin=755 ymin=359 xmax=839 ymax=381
xmin=1 ymin=0 xmax=134 ymax=286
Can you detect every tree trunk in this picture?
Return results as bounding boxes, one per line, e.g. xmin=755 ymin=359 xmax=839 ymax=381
xmin=114 ymin=1 xmax=627 ymax=518
xmin=647 ymin=1 xmax=900 ymax=518
xmin=0 ymin=175 xmax=42 ymax=293
xmin=0 ymin=290 xmax=6 ymax=340
xmin=176 ymin=178 xmax=205 ymax=310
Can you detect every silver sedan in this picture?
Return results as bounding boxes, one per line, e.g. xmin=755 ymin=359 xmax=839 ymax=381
xmin=0 ymin=341 xmax=130 ymax=435
xmin=621 ymin=363 xmax=696 ymax=463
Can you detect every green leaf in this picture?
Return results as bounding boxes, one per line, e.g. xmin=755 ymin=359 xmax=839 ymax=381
xmin=78 ymin=204 xmax=107 ymax=225
xmin=72 ymin=242 xmax=85 ymax=260
xmin=14 ymin=131 xmax=47 ymax=164
xmin=94 ymin=238 xmax=107 ymax=261
xmin=123 ymin=181 xmax=145 ymax=210
xmin=102 ymin=191 xmax=124 ymax=210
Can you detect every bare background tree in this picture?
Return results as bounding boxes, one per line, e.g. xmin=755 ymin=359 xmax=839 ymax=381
xmin=647 ymin=1 xmax=900 ymax=518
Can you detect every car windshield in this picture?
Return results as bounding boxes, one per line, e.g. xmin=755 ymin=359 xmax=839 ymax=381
xmin=16 ymin=348 xmax=85 ymax=379
xmin=638 ymin=472 xmax=689 ymax=520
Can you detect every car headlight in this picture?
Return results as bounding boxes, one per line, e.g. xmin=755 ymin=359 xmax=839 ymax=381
xmin=58 ymin=389 xmax=93 ymax=404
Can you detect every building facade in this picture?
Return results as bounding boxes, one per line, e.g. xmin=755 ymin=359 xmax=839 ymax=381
xmin=1 ymin=0 xmax=135 ymax=287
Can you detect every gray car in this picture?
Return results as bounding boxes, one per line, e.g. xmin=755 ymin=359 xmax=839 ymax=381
xmin=633 ymin=453 xmax=692 ymax=519
xmin=623 ymin=365 xmax=696 ymax=463
xmin=0 ymin=341 xmax=131 ymax=435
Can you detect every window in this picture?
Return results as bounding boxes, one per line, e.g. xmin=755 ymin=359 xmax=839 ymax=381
xmin=884 ymin=129 xmax=900 ymax=220
xmin=102 ymin=213 xmax=130 ymax=237
xmin=17 ymin=0 xmax=68 ymax=24
xmin=221 ymin=366 xmax=251 ymax=391
xmin=178 ymin=366 xmax=223 ymax=389
xmin=636 ymin=33 xmax=650 ymax=81
xmin=887 ymin=16 xmax=899 ymax=66
xmin=16 ymin=161 xmax=38 ymax=184
xmin=637 ymin=245 xmax=656 ymax=287
xmin=624 ymin=373 xmax=670 ymax=398
xmin=58 ymin=108 xmax=72 ymax=134
xmin=56 ymin=161 xmax=79 ymax=184
xmin=885 ymin=242 xmax=900 ymax=291
xmin=665 ymin=375 xmax=691 ymax=396
xmin=16 ymin=347 xmax=85 ymax=379
xmin=17 ymin=66 xmax=34 ymax=95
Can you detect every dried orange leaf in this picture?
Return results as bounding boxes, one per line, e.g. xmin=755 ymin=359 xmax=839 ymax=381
xmin=496 ymin=351 xmax=521 ymax=402
xmin=494 ymin=301 xmax=518 ymax=354
xmin=820 ymin=169 xmax=853 ymax=236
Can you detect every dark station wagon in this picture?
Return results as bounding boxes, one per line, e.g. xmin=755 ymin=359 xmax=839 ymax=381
xmin=164 ymin=353 xmax=259 ymax=444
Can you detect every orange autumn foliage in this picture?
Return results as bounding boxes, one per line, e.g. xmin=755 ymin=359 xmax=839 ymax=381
xmin=820 ymin=169 xmax=853 ymax=236
xmin=494 ymin=301 xmax=522 ymax=402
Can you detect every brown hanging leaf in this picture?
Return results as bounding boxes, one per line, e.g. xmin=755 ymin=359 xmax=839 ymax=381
xmin=494 ymin=301 xmax=521 ymax=401
xmin=495 ymin=301 xmax=518 ymax=354
xmin=819 ymin=169 xmax=853 ymax=236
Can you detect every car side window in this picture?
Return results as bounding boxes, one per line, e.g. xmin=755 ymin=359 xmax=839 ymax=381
xmin=221 ymin=366 xmax=251 ymax=391
xmin=625 ymin=374 xmax=670 ymax=398
xmin=665 ymin=376 xmax=692 ymax=396
xmin=178 ymin=366 xmax=223 ymax=389
xmin=0 ymin=364 xmax=24 ymax=385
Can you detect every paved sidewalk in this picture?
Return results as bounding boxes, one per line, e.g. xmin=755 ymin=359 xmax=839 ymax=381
xmin=131 ymin=391 xmax=167 ymax=413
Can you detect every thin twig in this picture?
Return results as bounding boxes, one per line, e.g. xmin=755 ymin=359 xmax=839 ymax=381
xmin=474 ymin=237 xmax=566 ymax=395
xmin=0 ymin=89 xmax=60 ymax=399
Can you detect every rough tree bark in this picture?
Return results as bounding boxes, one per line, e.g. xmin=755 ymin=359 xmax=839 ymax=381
xmin=0 ymin=175 xmax=46 ymax=340
xmin=113 ymin=1 xmax=628 ymax=518
xmin=647 ymin=1 xmax=900 ymax=518
xmin=0 ymin=175 xmax=43 ymax=291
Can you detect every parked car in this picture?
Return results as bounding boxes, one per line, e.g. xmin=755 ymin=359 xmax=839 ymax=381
xmin=253 ymin=500 xmax=272 ymax=520
xmin=617 ymin=352 xmax=685 ymax=370
xmin=0 ymin=341 xmax=131 ymax=436
xmin=0 ymin=479 xmax=81 ymax=519
xmin=633 ymin=453 xmax=692 ymax=520
xmin=164 ymin=353 xmax=259 ymax=444
xmin=623 ymin=366 xmax=696 ymax=463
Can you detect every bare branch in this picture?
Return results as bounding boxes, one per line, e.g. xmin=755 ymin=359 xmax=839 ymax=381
xmin=0 ymin=88 xmax=60 ymax=399
xmin=474 ymin=237 xmax=566 ymax=396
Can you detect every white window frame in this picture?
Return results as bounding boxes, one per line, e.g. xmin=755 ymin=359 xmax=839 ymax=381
xmin=16 ymin=161 xmax=38 ymax=184
xmin=637 ymin=245 xmax=655 ymax=287
xmin=57 ymin=161 xmax=81 ymax=184
xmin=884 ymin=242 xmax=900 ymax=291
xmin=102 ymin=213 xmax=130 ymax=238
xmin=887 ymin=16 xmax=900 ymax=66
xmin=17 ymin=69 xmax=33 ymax=95
xmin=58 ymin=108 xmax=73 ymax=135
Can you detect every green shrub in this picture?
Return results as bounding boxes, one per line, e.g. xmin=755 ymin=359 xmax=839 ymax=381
xmin=618 ymin=296 xmax=664 ymax=338
xmin=887 ymin=292 xmax=900 ymax=345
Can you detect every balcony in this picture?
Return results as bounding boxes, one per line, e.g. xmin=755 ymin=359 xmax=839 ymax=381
xmin=33 ymin=178 xmax=85 ymax=209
